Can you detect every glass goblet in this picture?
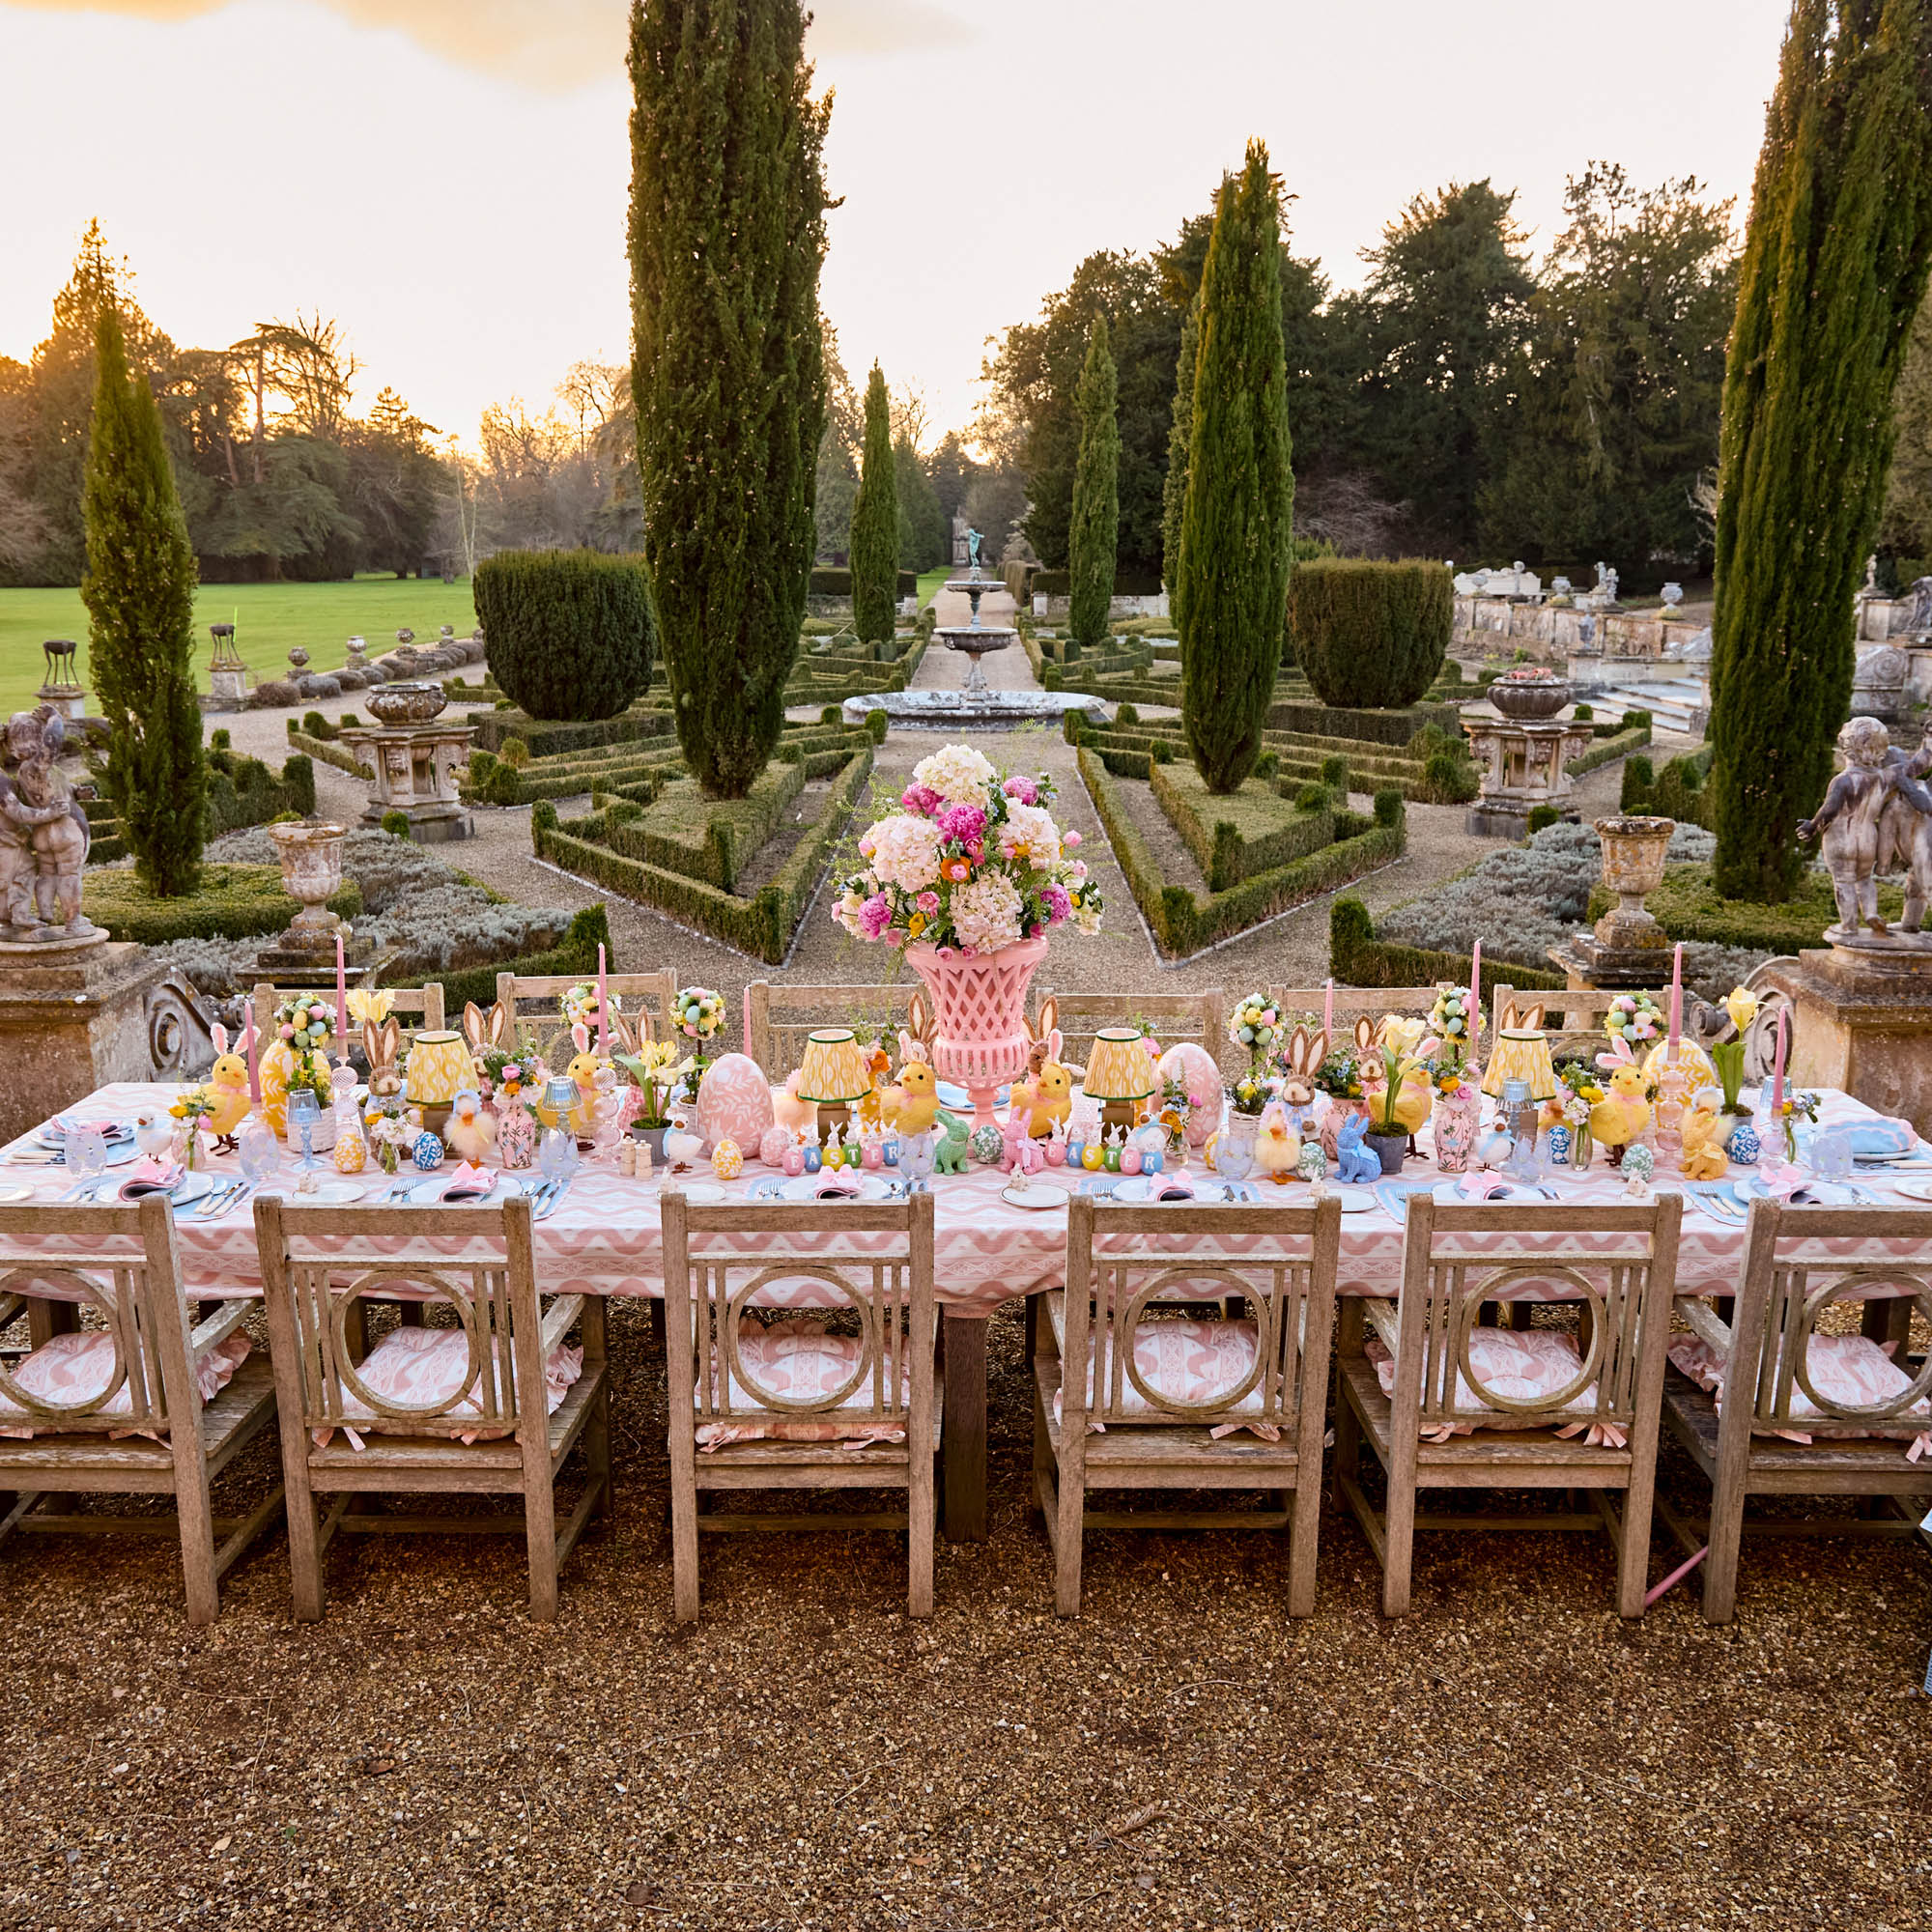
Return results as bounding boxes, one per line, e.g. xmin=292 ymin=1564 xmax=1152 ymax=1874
xmin=287 ymin=1090 xmax=321 ymax=1174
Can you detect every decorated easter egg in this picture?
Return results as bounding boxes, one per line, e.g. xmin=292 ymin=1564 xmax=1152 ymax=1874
xmin=696 ymin=1053 xmax=775 ymax=1157
xmin=333 ymin=1129 xmax=367 ymax=1175
xmin=1156 ymin=1043 xmax=1225 ymax=1146
xmin=758 ymin=1124 xmax=792 ymax=1167
xmin=1726 ymin=1122 xmax=1760 ymax=1166
xmin=1620 ymin=1144 xmax=1656 ymax=1181
xmin=412 ymin=1131 xmax=445 ymax=1171
xmin=711 ymin=1137 xmax=745 ymax=1180
xmin=969 ymin=1123 xmax=1005 ymax=1165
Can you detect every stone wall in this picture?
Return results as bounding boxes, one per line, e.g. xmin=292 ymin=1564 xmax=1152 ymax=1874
xmin=1033 ymin=591 xmax=1171 ymax=622
xmin=1452 ymin=595 xmax=1702 ymax=662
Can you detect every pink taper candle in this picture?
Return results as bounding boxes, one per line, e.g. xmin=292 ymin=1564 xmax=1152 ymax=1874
xmin=1772 ymin=1005 xmax=1786 ymax=1121
xmin=744 ymin=985 xmax=753 ymax=1059
xmin=244 ymin=994 xmax=262 ymax=1104
xmin=334 ymin=932 xmax=348 ymax=1046
xmin=1667 ymin=943 xmax=1683 ymax=1062
xmin=596 ymin=944 xmax=610 ymax=1056
xmin=1469 ymin=939 xmax=1481 ymax=1043
xmin=1323 ymin=978 xmax=1334 ymax=1042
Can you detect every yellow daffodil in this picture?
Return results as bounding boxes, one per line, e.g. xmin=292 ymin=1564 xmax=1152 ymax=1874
xmin=908 ymin=912 xmax=927 ymax=938
xmin=167 ymin=1102 xmax=186 ymax=1119
xmin=347 ymin=988 xmax=394 ymax=1026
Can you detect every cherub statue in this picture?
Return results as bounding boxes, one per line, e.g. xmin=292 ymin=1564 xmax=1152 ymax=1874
xmin=0 ymin=706 xmax=93 ymax=939
xmin=1800 ymin=715 xmax=1932 ymax=939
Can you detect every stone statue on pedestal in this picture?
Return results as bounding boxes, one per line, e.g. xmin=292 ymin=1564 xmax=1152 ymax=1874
xmin=0 ymin=706 xmax=95 ymax=944
xmin=966 ymin=526 xmax=983 ymax=572
xmin=1799 ymin=715 xmax=1932 ymax=940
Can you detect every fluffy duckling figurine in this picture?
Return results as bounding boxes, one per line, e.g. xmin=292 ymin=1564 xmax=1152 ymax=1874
xmin=1678 ymin=1096 xmax=1729 ymax=1180
xmin=773 ymin=1068 xmax=818 ymax=1135
xmin=202 ymin=1022 xmax=254 ymax=1151
xmin=1253 ymin=1099 xmax=1303 ymax=1184
xmin=446 ymin=1088 xmax=497 ymax=1164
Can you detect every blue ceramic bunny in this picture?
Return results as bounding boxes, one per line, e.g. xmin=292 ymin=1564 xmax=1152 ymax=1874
xmin=1333 ymin=1111 xmax=1380 ymax=1184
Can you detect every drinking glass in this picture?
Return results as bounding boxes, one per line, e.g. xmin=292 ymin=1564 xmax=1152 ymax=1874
xmin=288 ymin=1090 xmax=321 ymax=1174
xmin=1810 ymin=1128 xmax=1853 ymax=1186
xmin=73 ymin=1124 xmax=108 ymax=1190
xmin=237 ymin=1123 xmax=277 ymax=1188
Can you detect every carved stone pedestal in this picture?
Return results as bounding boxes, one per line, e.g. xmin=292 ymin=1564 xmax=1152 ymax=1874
xmin=338 ymin=684 xmax=475 ymax=843
xmin=1548 ymin=931 xmax=1670 ymax=991
xmin=1758 ymin=939 xmax=1932 ymax=1135
xmin=0 ymin=941 xmax=212 ymax=1145
xmin=1463 ymin=714 xmax=1596 ymax=837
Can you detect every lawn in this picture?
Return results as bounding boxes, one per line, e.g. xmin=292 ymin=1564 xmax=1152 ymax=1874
xmin=0 ymin=575 xmax=478 ymax=719
xmin=915 ymin=566 xmax=951 ymax=610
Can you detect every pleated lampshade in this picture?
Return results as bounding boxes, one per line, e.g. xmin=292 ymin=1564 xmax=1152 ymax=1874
xmin=797 ymin=1029 xmax=871 ymax=1104
xmin=1481 ymin=1028 xmax=1557 ymax=1101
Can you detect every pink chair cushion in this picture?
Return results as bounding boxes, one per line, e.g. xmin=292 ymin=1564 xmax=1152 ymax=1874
xmin=0 ymin=1330 xmax=250 ymax=1440
xmin=1366 ymin=1330 xmax=1627 ymax=1448
xmin=319 ymin=1326 xmax=582 ymax=1450
xmin=695 ymin=1317 xmax=921 ymax=1452
xmin=1048 ymin=1296 xmax=1279 ymax=1440
xmin=1668 ymin=1333 xmax=1932 ymax=1461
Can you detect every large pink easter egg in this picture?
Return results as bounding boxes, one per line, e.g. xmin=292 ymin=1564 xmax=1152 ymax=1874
xmin=696 ymin=1053 xmax=776 ymax=1158
xmin=1157 ymin=1042 xmax=1224 ymax=1146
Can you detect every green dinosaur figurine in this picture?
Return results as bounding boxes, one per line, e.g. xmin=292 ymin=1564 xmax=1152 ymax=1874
xmin=931 ymin=1108 xmax=971 ymax=1176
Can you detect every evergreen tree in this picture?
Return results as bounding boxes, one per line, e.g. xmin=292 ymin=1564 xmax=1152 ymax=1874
xmin=893 ymin=435 xmax=947 ymax=570
xmin=849 ymin=363 xmax=896 ymax=643
xmin=628 ymin=0 xmax=830 ymax=799
xmin=1067 ymin=316 xmax=1119 ymax=646
xmin=1708 ymin=0 xmax=1932 ymax=900
xmin=82 ymin=302 xmax=206 ymax=898
xmin=1179 ymin=142 xmax=1293 ymax=795
xmin=1161 ymin=292 xmax=1200 ymax=621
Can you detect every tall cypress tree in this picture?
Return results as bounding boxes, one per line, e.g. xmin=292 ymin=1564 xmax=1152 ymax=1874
xmin=82 ymin=302 xmax=206 ymax=899
xmin=1707 ymin=0 xmax=1932 ymax=899
xmin=1067 ymin=316 xmax=1120 ymax=647
xmin=628 ymin=0 xmax=830 ymax=799
xmin=1161 ymin=291 xmax=1202 ymax=628
xmin=1179 ymin=142 xmax=1293 ymax=795
xmin=850 ymin=364 xmax=896 ymax=644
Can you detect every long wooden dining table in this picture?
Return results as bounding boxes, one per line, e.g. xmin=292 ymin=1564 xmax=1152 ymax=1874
xmin=4 ymin=1081 xmax=1923 ymax=1542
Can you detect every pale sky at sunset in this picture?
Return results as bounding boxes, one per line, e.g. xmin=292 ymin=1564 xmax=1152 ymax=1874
xmin=0 ymin=0 xmax=1790 ymax=449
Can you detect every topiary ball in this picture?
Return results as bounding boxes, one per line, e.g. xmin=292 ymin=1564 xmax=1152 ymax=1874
xmin=1726 ymin=1122 xmax=1760 ymax=1166
xmin=969 ymin=1124 xmax=1005 ymax=1165
xmin=412 ymin=1131 xmax=445 ymax=1171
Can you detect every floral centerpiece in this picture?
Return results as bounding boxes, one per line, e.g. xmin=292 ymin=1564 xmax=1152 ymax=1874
xmin=260 ymin=993 xmax=336 ymax=1137
xmin=1424 ymin=983 xmax=1482 ymax=1173
xmin=1603 ymin=991 xmax=1665 ymax=1056
xmin=834 ymin=745 xmax=1100 ymax=1126
xmin=1770 ymin=1088 xmax=1821 ymax=1162
xmin=167 ymin=1088 xmax=218 ymax=1170
xmin=614 ymin=1036 xmax=696 ymax=1157
xmin=1707 ymin=986 xmax=1757 ymax=1117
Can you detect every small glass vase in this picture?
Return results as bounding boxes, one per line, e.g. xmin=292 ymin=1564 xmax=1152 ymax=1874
xmin=1432 ymin=1079 xmax=1481 ymax=1173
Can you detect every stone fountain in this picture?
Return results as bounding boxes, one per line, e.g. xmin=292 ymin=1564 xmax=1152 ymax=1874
xmin=338 ymin=682 xmax=476 ymax=842
xmin=935 ymin=566 xmax=1016 ymax=703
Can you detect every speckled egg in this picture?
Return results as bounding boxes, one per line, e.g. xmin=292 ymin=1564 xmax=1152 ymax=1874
xmin=758 ymin=1124 xmax=793 ymax=1167
xmin=1156 ymin=1042 xmax=1224 ymax=1146
xmin=695 ymin=1053 xmax=775 ymax=1157
xmin=711 ymin=1137 xmax=745 ymax=1180
xmin=969 ymin=1123 xmax=1006 ymax=1165
xmin=412 ymin=1131 xmax=445 ymax=1172
xmin=1725 ymin=1122 xmax=1761 ymax=1166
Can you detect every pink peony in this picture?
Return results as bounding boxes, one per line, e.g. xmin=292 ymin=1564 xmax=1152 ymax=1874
xmin=858 ymin=894 xmax=895 ymax=940
xmin=1042 ymin=884 xmax=1072 ymax=924
xmin=1002 ymin=775 xmax=1038 ymax=806
xmin=936 ymin=803 xmax=987 ymax=847
xmin=1064 ymin=829 xmax=1082 ymax=849
xmin=900 ymin=782 xmax=942 ymax=816
xmin=916 ymin=891 xmax=939 ymax=913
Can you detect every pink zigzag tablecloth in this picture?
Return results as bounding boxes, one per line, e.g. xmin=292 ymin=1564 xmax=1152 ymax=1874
xmin=0 ymin=1083 xmax=1923 ymax=1315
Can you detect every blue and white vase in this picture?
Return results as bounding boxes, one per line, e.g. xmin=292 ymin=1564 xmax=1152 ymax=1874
xmin=1546 ymin=1123 xmax=1572 ymax=1167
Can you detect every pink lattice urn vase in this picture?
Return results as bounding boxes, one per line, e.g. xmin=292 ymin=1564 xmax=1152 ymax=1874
xmin=903 ymin=933 xmax=1050 ymax=1130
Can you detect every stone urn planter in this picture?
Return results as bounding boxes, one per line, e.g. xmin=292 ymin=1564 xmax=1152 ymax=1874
xmin=366 ymin=680 xmax=450 ymax=726
xmin=1592 ymin=815 xmax=1675 ymax=951
xmin=268 ymin=820 xmax=348 ymax=952
xmin=1491 ymin=667 xmax=1573 ymax=720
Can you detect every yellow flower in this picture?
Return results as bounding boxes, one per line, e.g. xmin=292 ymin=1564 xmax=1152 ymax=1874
xmin=1724 ymin=987 xmax=1758 ymax=1034
xmin=347 ymin=988 xmax=394 ymax=1026
xmin=168 ymin=1103 xmax=186 ymax=1119
xmin=1580 ymin=1084 xmax=1604 ymax=1103
xmin=908 ymin=913 xmax=926 ymax=938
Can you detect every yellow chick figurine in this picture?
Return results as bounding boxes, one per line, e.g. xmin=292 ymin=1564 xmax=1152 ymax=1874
xmin=1589 ymin=1064 xmax=1653 ymax=1151
xmin=446 ymin=1088 xmax=498 ymax=1164
xmin=1678 ymin=1096 xmax=1728 ymax=1180
xmin=1390 ymin=1062 xmax=1434 ymax=1141
xmin=201 ymin=1022 xmax=254 ymax=1151
xmin=883 ymin=1032 xmax=942 ymax=1137
xmin=1022 ymin=1059 xmax=1072 ymax=1140
xmin=1252 ymin=1099 xmax=1303 ymax=1184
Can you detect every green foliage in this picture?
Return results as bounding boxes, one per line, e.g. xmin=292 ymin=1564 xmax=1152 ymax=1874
xmin=894 ymin=435 xmax=947 ymax=572
xmin=1622 ymin=745 xmax=1716 ymax=826
xmin=1373 ymin=786 xmax=1404 ymax=827
xmin=1585 ymin=860 xmax=1902 ymax=952
xmin=1419 ymin=748 xmax=1479 ymax=805
xmin=408 ymin=907 xmax=613 ymax=1013
xmin=465 ymin=705 xmax=673 ymax=760
xmin=1116 ymin=702 xmax=1140 ymax=725
xmin=1320 ymin=753 xmax=1350 ymax=792
xmin=202 ymin=750 xmax=315 ymax=837
xmin=499 ymin=735 xmax=530 ymax=770
xmin=1329 ymin=895 xmax=1566 ymax=994
xmin=1884 ymin=293 xmax=1932 ymax=559
xmin=210 ymin=727 xmax=231 ymax=751
xmin=629 ymin=0 xmax=829 ymax=799
xmin=818 ymin=705 xmax=841 ymax=725
xmin=1068 ymin=316 xmax=1121 ymax=647
xmin=82 ymin=303 xmax=206 ymax=897
xmin=1566 ymin=721 xmax=1652 ymax=779
xmin=301 ymin=711 xmax=335 ymax=740
xmin=1151 ymin=760 xmax=1335 ymax=892
xmin=864 ymin=706 xmax=888 ymax=745
xmin=83 ymin=863 xmax=359 ymax=945
xmin=1708 ymin=0 xmax=1932 ymax=899
xmin=1272 ymin=696 xmax=1462 ymax=747
xmin=1290 ymin=558 xmax=1453 ymax=709
xmin=850 ymin=365 xmax=897 ymax=644
xmin=1162 ymin=293 xmax=1201 ymax=615
xmin=381 ymin=810 xmax=412 ymax=839
xmin=1294 ymin=781 xmax=1329 ymax=810
xmin=1573 ymin=701 xmax=1592 ymax=721
xmin=1179 ymin=143 xmax=1293 ymax=795
xmin=1526 ymin=804 xmax=1561 ymax=835
xmin=472 ymin=549 xmax=654 ymax=724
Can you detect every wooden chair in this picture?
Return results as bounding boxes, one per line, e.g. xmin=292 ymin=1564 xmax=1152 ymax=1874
xmin=253 ymin=1193 xmax=611 ymax=1621
xmin=496 ymin=968 xmax=676 ymax=1068
xmin=1335 ymin=1193 xmax=1684 ymax=1617
xmin=1035 ymin=1193 xmax=1342 ymax=1616
xmin=662 ymin=1187 xmax=938 ymax=1621
xmin=1269 ymin=983 xmax=1446 ymax=1030
xmin=0 ymin=1196 xmax=282 ymax=1625
xmin=1489 ymin=983 xmax=1668 ymax=1060
xmin=745 ymin=980 xmax=917 ymax=1078
xmin=1045 ymin=987 xmax=1227 ymax=1075
xmin=251 ymin=980 xmax=443 ymax=1037
xmin=1661 ymin=1198 xmax=1932 ymax=1624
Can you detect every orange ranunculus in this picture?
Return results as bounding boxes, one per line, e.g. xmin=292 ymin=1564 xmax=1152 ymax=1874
xmin=940 ymin=857 xmax=972 ymax=883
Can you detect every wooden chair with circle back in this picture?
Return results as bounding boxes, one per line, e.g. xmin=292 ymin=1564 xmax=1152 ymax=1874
xmin=497 ymin=968 xmax=677 ymax=1066
xmin=1659 ymin=1198 xmax=1932 ymax=1624
xmin=252 ymin=1192 xmax=611 ymax=1621
xmin=744 ymin=980 xmax=919 ymax=1081
xmin=1035 ymin=1192 xmax=1343 ymax=1616
xmin=0 ymin=1196 xmax=283 ymax=1624
xmin=1335 ymin=1191 xmax=1685 ymax=1617
xmin=662 ymin=1186 xmax=939 ymax=1621
xmin=1039 ymin=988 xmax=1229 ymax=1077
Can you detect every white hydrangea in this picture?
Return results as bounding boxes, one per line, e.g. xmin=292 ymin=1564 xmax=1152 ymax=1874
xmin=860 ymin=814 xmax=942 ymax=892
xmin=998 ymin=801 xmax=1061 ymax=868
xmin=950 ymin=870 xmax=1024 ymax=954
xmin=912 ymin=744 xmax=998 ymax=807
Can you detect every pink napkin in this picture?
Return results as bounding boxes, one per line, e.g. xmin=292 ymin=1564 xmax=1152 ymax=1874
xmin=814 ymin=1176 xmax=862 ymax=1200
xmin=118 ymin=1159 xmax=184 ymax=1200
xmin=440 ymin=1162 xmax=497 ymax=1202
xmin=1754 ymin=1160 xmax=1813 ymax=1202
xmin=1151 ymin=1172 xmax=1196 ymax=1202
xmin=1458 ymin=1171 xmax=1512 ymax=1200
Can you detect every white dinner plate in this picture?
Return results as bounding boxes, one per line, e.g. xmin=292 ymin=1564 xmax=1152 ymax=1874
xmin=676 ymin=1182 xmax=727 ymax=1207
xmin=1886 ymin=1179 xmax=1932 ymax=1204
xmin=1331 ymin=1187 xmax=1377 ymax=1214
xmin=778 ymin=1172 xmax=893 ymax=1204
xmin=294 ymin=1179 xmax=366 ymax=1205
xmin=0 ymin=1184 xmax=31 ymax=1206
xmin=1001 ymin=1184 xmax=1068 ymax=1211
xmin=116 ymin=1170 xmax=213 ymax=1207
